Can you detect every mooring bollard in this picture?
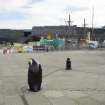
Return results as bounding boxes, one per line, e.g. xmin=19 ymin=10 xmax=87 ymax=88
xmin=66 ymin=58 xmax=72 ymax=70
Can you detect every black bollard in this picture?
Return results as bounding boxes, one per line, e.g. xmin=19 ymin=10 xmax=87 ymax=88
xmin=46 ymin=47 xmax=49 ymax=52
xmin=66 ymin=58 xmax=72 ymax=70
xmin=28 ymin=58 xmax=42 ymax=92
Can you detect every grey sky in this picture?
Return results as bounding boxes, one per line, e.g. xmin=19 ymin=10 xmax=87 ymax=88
xmin=0 ymin=0 xmax=104 ymax=29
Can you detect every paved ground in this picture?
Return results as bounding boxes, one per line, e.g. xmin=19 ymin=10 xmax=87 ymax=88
xmin=0 ymin=50 xmax=105 ymax=105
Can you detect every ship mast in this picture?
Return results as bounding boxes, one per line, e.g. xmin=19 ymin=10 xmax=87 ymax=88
xmin=67 ymin=14 xmax=72 ymax=38
xmin=84 ymin=18 xmax=86 ymax=35
xmin=91 ymin=7 xmax=94 ymax=37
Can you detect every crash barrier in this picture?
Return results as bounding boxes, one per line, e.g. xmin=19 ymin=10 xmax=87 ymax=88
xmin=0 ymin=48 xmax=16 ymax=54
xmin=33 ymin=46 xmax=48 ymax=52
xmin=0 ymin=45 xmax=49 ymax=54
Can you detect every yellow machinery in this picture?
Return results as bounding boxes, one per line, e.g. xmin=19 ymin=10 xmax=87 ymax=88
xmin=14 ymin=43 xmax=23 ymax=53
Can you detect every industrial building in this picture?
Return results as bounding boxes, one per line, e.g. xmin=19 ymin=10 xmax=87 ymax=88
xmin=0 ymin=25 xmax=105 ymax=44
xmin=32 ymin=25 xmax=105 ymax=42
xmin=0 ymin=29 xmax=40 ymax=44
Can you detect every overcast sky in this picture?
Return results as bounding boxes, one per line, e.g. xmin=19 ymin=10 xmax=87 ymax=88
xmin=0 ymin=0 xmax=104 ymax=29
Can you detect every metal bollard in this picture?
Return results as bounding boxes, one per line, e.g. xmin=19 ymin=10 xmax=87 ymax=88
xmin=66 ymin=58 xmax=72 ymax=70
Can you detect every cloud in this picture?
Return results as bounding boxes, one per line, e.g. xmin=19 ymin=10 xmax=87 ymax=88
xmin=31 ymin=0 xmax=45 ymax=3
xmin=26 ymin=0 xmax=45 ymax=5
xmin=0 ymin=0 xmax=28 ymax=10
xmin=0 ymin=0 xmax=105 ymax=29
xmin=0 ymin=10 xmax=29 ymax=21
xmin=22 ymin=5 xmax=32 ymax=9
xmin=65 ymin=5 xmax=89 ymax=12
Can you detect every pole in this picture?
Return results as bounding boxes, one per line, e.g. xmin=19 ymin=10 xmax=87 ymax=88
xmin=84 ymin=18 xmax=86 ymax=35
xmin=68 ymin=14 xmax=71 ymax=38
xmin=92 ymin=7 xmax=94 ymax=37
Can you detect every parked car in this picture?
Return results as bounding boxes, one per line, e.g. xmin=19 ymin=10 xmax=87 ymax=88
xmin=87 ymin=43 xmax=98 ymax=49
xmin=23 ymin=46 xmax=33 ymax=53
xmin=99 ymin=43 xmax=105 ymax=48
